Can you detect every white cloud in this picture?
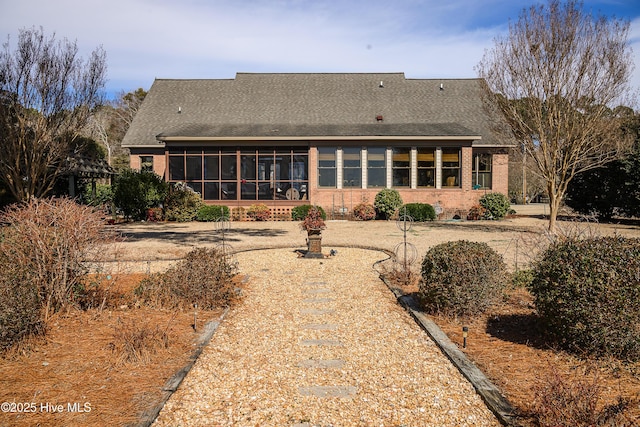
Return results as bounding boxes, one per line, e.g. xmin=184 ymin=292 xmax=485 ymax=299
xmin=0 ymin=0 xmax=638 ymax=100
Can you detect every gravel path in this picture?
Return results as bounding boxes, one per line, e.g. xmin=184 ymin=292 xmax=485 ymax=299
xmin=152 ymin=248 xmax=501 ymax=426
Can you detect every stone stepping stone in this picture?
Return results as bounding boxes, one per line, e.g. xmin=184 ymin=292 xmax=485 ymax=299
xmin=304 ymin=281 xmax=327 ymax=285
xmin=298 ymin=386 xmax=357 ymax=398
xmin=302 ymin=298 xmax=334 ymax=304
xmin=300 ymin=339 xmax=343 ymax=347
xmin=302 ymin=288 xmax=332 ymax=294
xmin=299 ymin=308 xmax=335 ymax=315
xmin=297 ymin=359 xmax=345 ymax=369
xmin=302 ymin=323 xmax=338 ymax=330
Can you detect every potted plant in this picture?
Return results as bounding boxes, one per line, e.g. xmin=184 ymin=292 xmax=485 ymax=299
xmin=300 ymin=206 xmax=326 ymax=258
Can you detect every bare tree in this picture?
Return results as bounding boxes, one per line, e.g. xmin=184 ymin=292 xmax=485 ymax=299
xmin=113 ymin=88 xmax=146 ymax=130
xmin=477 ymin=0 xmax=636 ymax=231
xmin=0 ymin=27 xmax=107 ymax=202
xmin=86 ymin=104 xmax=117 ymax=166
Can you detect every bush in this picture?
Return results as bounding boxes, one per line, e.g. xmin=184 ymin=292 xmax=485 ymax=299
xmin=135 ymin=247 xmax=239 ymax=310
xmin=532 ymin=367 xmax=633 ymax=427
xmin=0 ymin=198 xmax=116 ymax=349
xmin=400 ymin=203 xmax=436 ymax=222
xmin=420 ymin=240 xmax=508 ymax=317
xmin=529 ymin=236 xmax=640 ymax=360
xmin=467 ymin=204 xmax=488 ymax=220
xmin=164 ymin=183 xmax=202 ymax=222
xmin=112 ymin=169 xmax=168 ymax=220
xmin=0 ymin=262 xmax=43 ymax=352
xmin=291 ymin=204 xmax=327 ymax=221
xmin=479 ymin=192 xmax=510 ymax=220
xmin=374 ymin=189 xmax=403 ymax=219
xmin=352 ymin=203 xmax=376 ymax=220
xmin=196 ymin=205 xmax=230 ymax=221
xmin=247 ymin=203 xmax=271 ymax=221
xmin=82 ymin=183 xmax=113 ymax=207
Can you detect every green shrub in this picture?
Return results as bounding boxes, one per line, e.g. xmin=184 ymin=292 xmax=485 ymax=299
xmin=400 ymin=203 xmax=436 ymax=222
xmin=164 ymin=183 xmax=202 ymax=222
xmin=247 ymin=203 xmax=271 ymax=221
xmin=196 ymin=205 xmax=230 ymax=221
xmin=352 ymin=203 xmax=376 ymax=220
xmin=479 ymin=192 xmax=511 ymax=220
xmin=135 ymin=247 xmax=239 ymax=310
xmin=529 ymin=237 xmax=640 ymax=360
xmin=112 ymin=169 xmax=168 ymax=220
xmin=510 ymin=269 xmax=534 ymax=289
xmin=420 ymin=240 xmax=508 ymax=317
xmin=291 ymin=204 xmax=327 ymax=220
xmin=374 ymin=189 xmax=403 ymax=219
xmin=83 ymin=183 xmax=113 ymax=207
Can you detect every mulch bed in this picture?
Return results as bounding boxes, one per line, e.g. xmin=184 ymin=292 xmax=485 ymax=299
xmin=413 ymin=285 xmax=640 ymax=425
xmin=0 ymin=274 xmax=223 ymax=427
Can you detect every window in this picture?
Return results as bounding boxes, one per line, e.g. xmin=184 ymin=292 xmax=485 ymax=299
xmin=342 ymin=147 xmax=361 ymax=187
xmin=367 ymin=147 xmax=386 ymax=187
xmin=318 ymin=147 xmax=337 ymax=187
xmin=167 ymin=147 xmax=307 ymax=201
xmin=392 ymin=148 xmax=410 ymax=187
xmin=140 ymin=156 xmax=153 ymax=172
xmin=417 ymin=148 xmax=435 ymax=187
xmin=442 ymin=148 xmax=460 ymax=187
xmin=472 ymin=152 xmax=492 ymax=189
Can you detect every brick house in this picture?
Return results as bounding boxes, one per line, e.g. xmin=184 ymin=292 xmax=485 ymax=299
xmin=122 ymin=73 xmax=512 ymax=219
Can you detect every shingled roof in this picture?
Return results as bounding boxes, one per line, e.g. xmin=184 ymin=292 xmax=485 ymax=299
xmin=122 ymin=73 xmax=509 ymax=147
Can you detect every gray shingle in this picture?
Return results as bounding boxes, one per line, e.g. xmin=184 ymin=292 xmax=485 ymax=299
xmin=122 ymin=73 xmax=510 ymax=147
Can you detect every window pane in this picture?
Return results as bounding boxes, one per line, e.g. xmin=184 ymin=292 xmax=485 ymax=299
xmin=392 ymin=147 xmax=410 ymax=187
xmin=187 ymin=181 xmax=202 ymax=195
xmin=204 ymin=156 xmax=219 ymax=180
xmin=343 ymin=168 xmax=361 ymax=187
xmin=292 ymin=155 xmax=308 ymax=181
xmin=221 ymin=182 xmax=236 ymax=199
xmin=258 ymin=155 xmax=273 ymax=180
xmin=393 ymin=169 xmax=410 ymax=187
xmin=342 ymin=147 xmax=361 ymax=167
xmin=241 ymin=154 xmax=256 ymax=179
xmin=343 ymin=147 xmax=361 ymax=187
xmin=169 ymin=156 xmax=184 ymax=181
xmin=221 ymin=155 xmax=236 ymax=180
xmin=418 ymin=169 xmax=435 ymax=187
xmin=417 ymin=148 xmax=435 ymax=187
xmin=368 ymin=169 xmax=386 ymax=187
xmin=318 ymin=147 xmax=336 ymax=188
xmin=367 ymin=147 xmax=386 ymax=187
xmin=186 ymin=156 xmax=202 ymax=180
xmin=140 ymin=156 xmax=153 ymax=172
xmin=204 ymin=182 xmax=219 ymax=200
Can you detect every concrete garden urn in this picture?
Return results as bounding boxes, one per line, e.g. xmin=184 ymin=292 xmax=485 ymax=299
xmin=300 ymin=207 xmax=326 ymax=258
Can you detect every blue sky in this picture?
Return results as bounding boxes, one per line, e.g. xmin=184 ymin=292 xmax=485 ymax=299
xmin=1 ymin=0 xmax=640 ymax=100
